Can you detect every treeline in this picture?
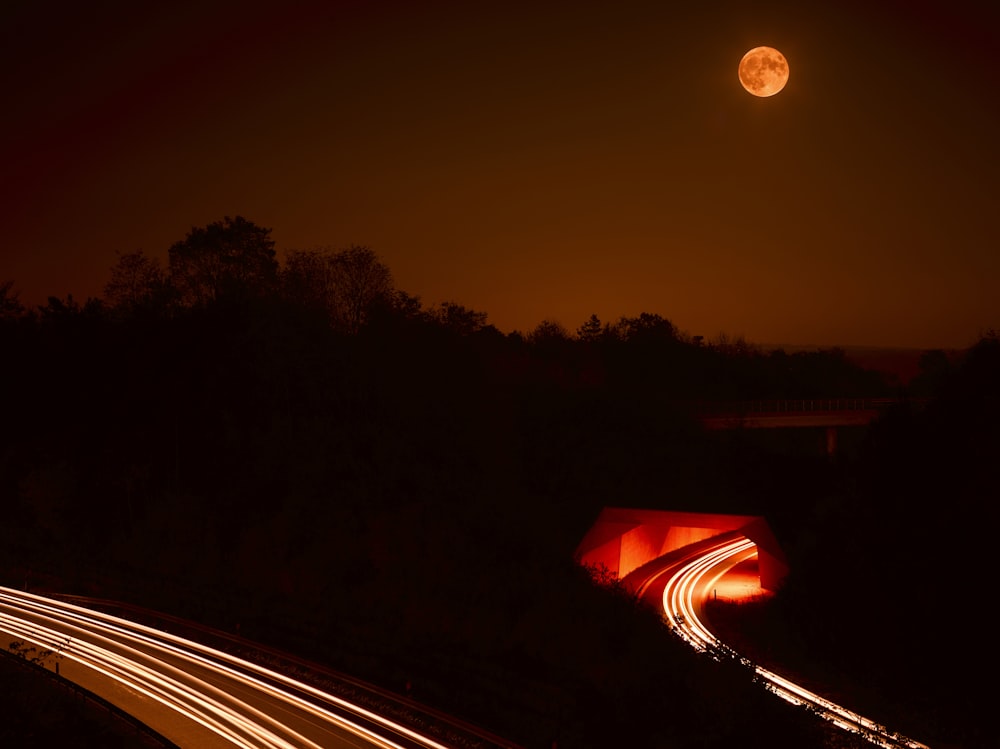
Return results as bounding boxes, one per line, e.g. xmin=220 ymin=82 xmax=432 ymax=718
xmin=2 ymin=216 xmax=987 ymax=748
xmin=2 ymin=216 xmax=891 ymax=400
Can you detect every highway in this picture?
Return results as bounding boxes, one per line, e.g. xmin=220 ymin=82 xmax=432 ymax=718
xmin=4 ymin=544 xmax=934 ymax=749
xmin=0 ymin=585 xmax=461 ymax=749
xmin=631 ymin=537 xmax=933 ymax=749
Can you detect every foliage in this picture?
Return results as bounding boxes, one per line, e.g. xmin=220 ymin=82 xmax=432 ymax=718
xmin=281 ymin=245 xmax=393 ymax=332
xmin=575 ymin=313 xmax=603 ymax=343
xmin=4 ymin=217 xmax=984 ymax=747
xmin=104 ymin=250 xmax=170 ymax=315
xmin=328 ymin=245 xmax=394 ymax=333
xmin=0 ymin=647 xmax=156 ymax=748
xmin=168 ymin=215 xmax=278 ymax=307
xmin=8 ymin=638 xmax=69 ymax=667
xmin=613 ymin=311 xmax=678 ymax=344
xmin=427 ymin=301 xmax=490 ymax=336
xmin=0 ymin=280 xmax=25 ymax=321
xmin=528 ymin=318 xmax=571 ymax=345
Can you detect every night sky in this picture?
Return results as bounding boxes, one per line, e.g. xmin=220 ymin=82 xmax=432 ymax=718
xmin=4 ymin=0 xmax=998 ymax=349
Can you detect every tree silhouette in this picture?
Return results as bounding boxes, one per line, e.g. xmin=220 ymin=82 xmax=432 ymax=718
xmin=281 ymin=247 xmax=338 ymax=317
xmin=37 ymin=294 xmax=104 ymax=322
xmin=104 ymin=250 xmax=170 ymax=315
xmin=168 ymin=216 xmax=278 ymax=307
xmin=281 ymin=245 xmax=392 ymax=333
xmin=329 ymin=245 xmax=393 ymax=333
xmin=528 ymin=319 xmax=570 ymax=345
xmin=614 ymin=312 xmax=677 ymax=344
xmin=429 ymin=301 xmax=489 ymax=336
xmin=10 ymin=223 xmax=969 ymax=748
xmin=576 ymin=314 xmax=603 ymax=343
xmin=907 ymin=348 xmax=953 ymax=397
xmin=0 ymin=280 xmax=25 ymax=321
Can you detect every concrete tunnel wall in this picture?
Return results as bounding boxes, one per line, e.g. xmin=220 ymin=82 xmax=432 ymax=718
xmin=575 ymin=507 xmax=789 ymax=591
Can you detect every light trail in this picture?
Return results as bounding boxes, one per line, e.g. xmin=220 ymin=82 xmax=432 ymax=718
xmin=0 ymin=586 xmax=459 ymax=748
xmin=635 ymin=538 xmax=933 ymax=749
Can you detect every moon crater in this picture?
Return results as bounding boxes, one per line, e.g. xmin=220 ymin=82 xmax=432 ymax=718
xmin=738 ymin=46 xmax=789 ymax=97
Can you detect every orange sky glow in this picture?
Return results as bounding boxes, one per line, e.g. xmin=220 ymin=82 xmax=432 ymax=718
xmin=3 ymin=0 xmax=997 ymax=350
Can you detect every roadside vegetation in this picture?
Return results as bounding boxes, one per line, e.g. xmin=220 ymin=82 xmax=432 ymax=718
xmin=0 ymin=644 xmax=172 ymax=748
xmin=1 ymin=218 xmax=993 ymax=748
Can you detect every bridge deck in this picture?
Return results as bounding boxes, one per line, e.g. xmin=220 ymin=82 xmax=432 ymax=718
xmin=699 ymin=410 xmax=881 ymax=429
xmin=693 ymin=398 xmax=912 ymax=430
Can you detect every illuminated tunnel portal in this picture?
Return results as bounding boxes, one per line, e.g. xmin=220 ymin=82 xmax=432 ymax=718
xmin=575 ymin=507 xmax=789 ymax=592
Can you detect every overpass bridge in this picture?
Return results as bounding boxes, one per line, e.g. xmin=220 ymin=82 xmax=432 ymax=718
xmin=693 ymin=398 xmax=915 ymax=455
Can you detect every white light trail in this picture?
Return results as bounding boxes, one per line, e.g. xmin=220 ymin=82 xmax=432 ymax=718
xmin=644 ymin=539 xmax=932 ymax=749
xmin=0 ymin=586 xmax=455 ymax=748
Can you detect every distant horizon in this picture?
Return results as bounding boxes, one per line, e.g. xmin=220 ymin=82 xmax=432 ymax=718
xmin=5 ymin=2 xmax=996 ymax=359
xmin=4 ymin=273 xmax=985 ymax=355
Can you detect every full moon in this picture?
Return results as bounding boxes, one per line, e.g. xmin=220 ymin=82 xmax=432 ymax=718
xmin=738 ymin=46 xmax=789 ymax=97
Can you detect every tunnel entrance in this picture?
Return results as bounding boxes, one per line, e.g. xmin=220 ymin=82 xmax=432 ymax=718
xmin=574 ymin=507 xmax=788 ymax=592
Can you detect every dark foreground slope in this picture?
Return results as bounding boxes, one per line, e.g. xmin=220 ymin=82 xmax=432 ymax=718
xmin=0 ymin=651 xmax=174 ymax=748
xmin=1 ymin=298 xmax=990 ymax=747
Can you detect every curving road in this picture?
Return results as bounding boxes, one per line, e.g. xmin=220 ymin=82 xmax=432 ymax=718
xmin=4 ymin=545 xmax=935 ymax=749
xmin=0 ymin=585 xmax=461 ymax=749
xmin=630 ymin=536 xmax=933 ymax=749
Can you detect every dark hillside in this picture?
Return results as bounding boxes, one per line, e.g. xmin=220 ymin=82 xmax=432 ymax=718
xmin=2 ymin=231 xmax=986 ymax=747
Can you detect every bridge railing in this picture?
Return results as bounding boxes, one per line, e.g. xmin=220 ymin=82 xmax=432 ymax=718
xmin=693 ymin=398 xmax=903 ymax=416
